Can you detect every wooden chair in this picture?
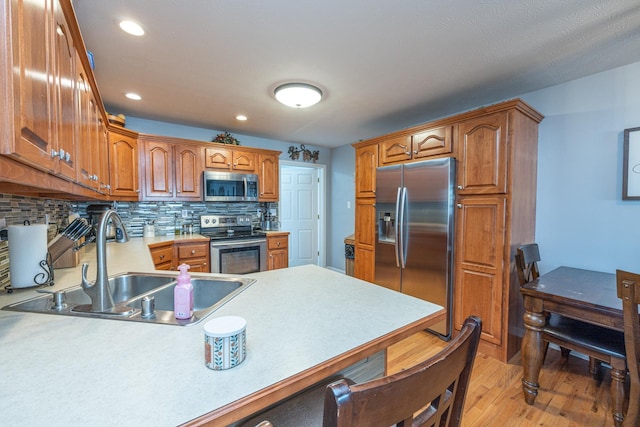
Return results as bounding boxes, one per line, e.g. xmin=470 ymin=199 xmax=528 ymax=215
xmin=516 ymin=244 xmax=627 ymax=425
xmin=616 ymin=269 xmax=640 ymax=427
xmin=246 ymin=316 xmax=482 ymax=427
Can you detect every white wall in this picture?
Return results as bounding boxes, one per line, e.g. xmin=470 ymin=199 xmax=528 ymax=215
xmin=521 ymin=61 xmax=640 ymax=274
xmin=328 ymin=144 xmax=356 ymax=270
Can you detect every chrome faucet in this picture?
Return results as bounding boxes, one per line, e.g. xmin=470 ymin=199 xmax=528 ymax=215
xmin=81 ymin=209 xmax=129 ymax=312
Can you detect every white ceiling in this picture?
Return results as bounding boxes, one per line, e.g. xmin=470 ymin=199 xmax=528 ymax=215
xmin=72 ymin=0 xmax=640 ymax=148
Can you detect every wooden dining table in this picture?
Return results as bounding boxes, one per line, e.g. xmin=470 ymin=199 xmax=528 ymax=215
xmin=520 ymin=266 xmax=626 ymax=424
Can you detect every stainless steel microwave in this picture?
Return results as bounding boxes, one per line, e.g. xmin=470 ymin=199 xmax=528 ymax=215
xmin=203 ymin=171 xmax=259 ymax=202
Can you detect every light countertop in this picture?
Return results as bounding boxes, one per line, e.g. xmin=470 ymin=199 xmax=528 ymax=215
xmin=0 ymin=237 xmax=443 ymax=426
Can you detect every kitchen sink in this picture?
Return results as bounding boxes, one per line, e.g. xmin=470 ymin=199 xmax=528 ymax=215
xmin=2 ymin=272 xmax=255 ymax=326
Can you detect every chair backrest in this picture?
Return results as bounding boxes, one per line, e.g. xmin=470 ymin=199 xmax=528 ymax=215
xmin=616 ymin=269 xmax=640 ymax=427
xmin=515 ymin=243 xmax=541 ymax=286
xmin=322 ymin=316 xmax=482 ymax=427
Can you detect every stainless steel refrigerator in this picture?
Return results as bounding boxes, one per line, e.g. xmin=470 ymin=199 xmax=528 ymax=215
xmin=375 ymin=158 xmax=455 ymax=338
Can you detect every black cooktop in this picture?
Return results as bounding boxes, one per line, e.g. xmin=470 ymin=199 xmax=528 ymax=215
xmin=200 ymin=229 xmax=266 ymax=241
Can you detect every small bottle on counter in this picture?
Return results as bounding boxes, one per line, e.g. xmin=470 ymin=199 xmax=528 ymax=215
xmin=174 ymin=263 xmax=193 ymax=319
xmin=174 ymin=214 xmax=181 ymax=235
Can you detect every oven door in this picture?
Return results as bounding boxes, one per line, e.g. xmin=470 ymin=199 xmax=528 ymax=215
xmin=210 ymin=239 xmax=267 ymax=274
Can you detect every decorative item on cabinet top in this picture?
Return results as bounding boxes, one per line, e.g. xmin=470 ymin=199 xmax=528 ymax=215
xmin=107 ymin=113 xmax=126 ymax=127
xmin=288 ymin=144 xmax=319 ymax=163
xmin=212 ymin=132 xmax=240 ymax=145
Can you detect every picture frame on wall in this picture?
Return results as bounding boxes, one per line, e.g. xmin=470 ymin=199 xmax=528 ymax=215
xmin=623 ymin=127 xmax=640 ymax=200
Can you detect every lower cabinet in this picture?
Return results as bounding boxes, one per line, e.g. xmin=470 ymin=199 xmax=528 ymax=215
xmin=267 ymin=233 xmax=289 ymax=270
xmin=453 ymin=196 xmax=506 ymax=350
xmin=148 ymin=241 xmax=174 ymax=270
xmin=354 ymin=198 xmax=376 ymax=282
xmin=175 ymin=240 xmax=209 ymax=272
xmin=148 ymin=239 xmax=210 ymax=272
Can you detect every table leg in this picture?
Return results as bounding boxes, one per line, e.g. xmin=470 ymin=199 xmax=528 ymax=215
xmin=521 ymin=296 xmax=546 ymax=405
xmin=610 ymin=360 xmax=626 ymax=427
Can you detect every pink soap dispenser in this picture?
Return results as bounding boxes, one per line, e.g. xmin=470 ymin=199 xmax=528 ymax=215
xmin=174 ymin=263 xmax=194 ymax=319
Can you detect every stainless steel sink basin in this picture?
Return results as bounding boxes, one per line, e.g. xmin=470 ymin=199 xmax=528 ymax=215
xmin=2 ymin=272 xmax=255 ymax=326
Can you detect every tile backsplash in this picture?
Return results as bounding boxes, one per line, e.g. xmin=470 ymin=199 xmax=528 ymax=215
xmin=0 ymin=194 xmax=274 ymax=238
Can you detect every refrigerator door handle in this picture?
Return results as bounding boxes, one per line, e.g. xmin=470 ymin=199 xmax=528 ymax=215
xmin=394 ymin=187 xmax=401 ymax=268
xmin=399 ymin=186 xmax=408 ymax=268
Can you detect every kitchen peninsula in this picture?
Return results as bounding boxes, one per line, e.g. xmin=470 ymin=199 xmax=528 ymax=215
xmin=0 ymin=238 xmax=443 ymax=426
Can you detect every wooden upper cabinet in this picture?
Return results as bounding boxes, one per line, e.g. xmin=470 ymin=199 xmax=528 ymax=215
xmin=143 ymin=140 xmax=174 ymax=199
xmin=379 ymin=135 xmax=411 ymax=165
xmin=3 ymin=0 xmax=56 ymax=172
xmin=204 ymin=146 xmax=255 ymax=172
xmin=139 ymin=136 xmax=207 ymax=201
xmin=75 ymin=66 xmax=93 ymax=188
xmin=355 ymin=145 xmax=377 ymax=198
xmin=108 ymin=127 xmax=139 ymax=198
xmin=97 ymin=116 xmax=109 ymax=193
xmin=379 ymin=126 xmax=452 ymax=165
xmin=174 ymin=144 xmax=202 ymax=201
xmin=258 ymin=152 xmax=279 ymax=202
xmin=232 ymin=150 xmax=256 ymax=172
xmin=457 ymin=113 xmax=508 ymax=195
xmin=412 ymin=126 xmax=452 ymax=159
xmin=204 ymin=146 xmax=232 ymax=170
xmin=51 ymin=1 xmax=76 ymax=181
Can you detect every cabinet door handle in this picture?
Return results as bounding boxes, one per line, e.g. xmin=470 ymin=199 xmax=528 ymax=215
xmin=191 ymin=249 xmax=196 ymax=254
xmin=413 ymin=150 xmax=418 ymax=154
xmin=457 ymin=185 xmax=463 ymax=190
xmin=159 ymin=255 xmax=165 ymax=260
xmin=276 ymin=241 xmax=280 ymax=247
xmin=456 ymin=203 xmax=463 ymax=209
xmin=405 ymin=151 xmax=411 ymax=156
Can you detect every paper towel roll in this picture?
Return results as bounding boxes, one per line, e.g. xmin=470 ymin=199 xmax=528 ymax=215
xmin=8 ymin=224 xmax=48 ymax=288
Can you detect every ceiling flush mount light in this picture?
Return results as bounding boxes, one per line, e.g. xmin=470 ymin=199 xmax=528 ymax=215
xmin=274 ymin=83 xmax=322 ymax=108
xmin=119 ymin=20 xmax=145 ymax=36
xmin=125 ymin=92 xmax=142 ymax=101
xmin=236 ymin=115 xmax=248 ymax=121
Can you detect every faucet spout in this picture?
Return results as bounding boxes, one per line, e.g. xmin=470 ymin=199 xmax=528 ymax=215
xmin=81 ymin=209 xmax=129 ymax=312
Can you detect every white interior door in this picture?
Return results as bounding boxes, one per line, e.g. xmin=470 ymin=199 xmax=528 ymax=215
xmin=280 ymin=165 xmax=321 ymax=266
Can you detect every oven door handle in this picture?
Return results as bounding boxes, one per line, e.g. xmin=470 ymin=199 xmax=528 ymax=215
xmin=210 ymin=238 xmax=267 ymax=247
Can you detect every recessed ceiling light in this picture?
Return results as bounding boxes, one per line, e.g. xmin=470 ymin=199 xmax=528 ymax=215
xmin=274 ymin=83 xmax=322 ymax=108
xmin=236 ymin=115 xmax=248 ymax=121
xmin=125 ymin=92 xmax=142 ymax=101
xmin=119 ymin=20 xmax=145 ymax=36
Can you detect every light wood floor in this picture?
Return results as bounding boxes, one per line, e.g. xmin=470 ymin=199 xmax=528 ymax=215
xmin=387 ymin=331 xmax=622 ymax=427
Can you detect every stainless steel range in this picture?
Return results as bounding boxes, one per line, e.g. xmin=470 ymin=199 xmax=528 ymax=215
xmin=199 ymin=215 xmax=267 ymax=274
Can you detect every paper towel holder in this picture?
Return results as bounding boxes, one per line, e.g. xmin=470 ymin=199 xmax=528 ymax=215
xmin=4 ymin=252 xmax=54 ymax=294
xmin=4 ymin=218 xmax=92 ymax=294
